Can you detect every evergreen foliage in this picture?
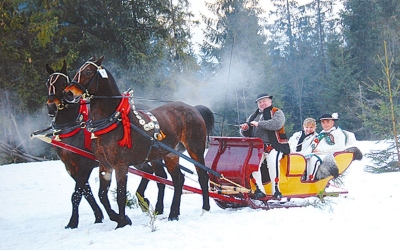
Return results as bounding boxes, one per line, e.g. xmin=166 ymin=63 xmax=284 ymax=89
xmin=1 ymin=0 xmax=400 ymax=164
xmin=200 ymin=0 xmax=272 ymax=136
xmin=361 ymin=42 xmax=400 ymax=171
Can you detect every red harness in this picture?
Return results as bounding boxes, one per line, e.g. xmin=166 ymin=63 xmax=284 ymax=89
xmin=56 ymin=99 xmax=92 ymax=150
xmin=90 ymin=94 xmax=132 ymax=148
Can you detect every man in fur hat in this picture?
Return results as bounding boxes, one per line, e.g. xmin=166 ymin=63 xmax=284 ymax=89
xmin=303 ymin=113 xmax=346 ymax=180
xmin=239 ymin=93 xmax=290 ymax=199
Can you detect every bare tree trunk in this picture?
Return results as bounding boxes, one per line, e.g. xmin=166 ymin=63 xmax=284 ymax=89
xmin=317 ymin=0 xmax=326 ymax=74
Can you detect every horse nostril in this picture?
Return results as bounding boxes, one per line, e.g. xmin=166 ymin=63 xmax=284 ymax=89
xmin=46 ymin=103 xmax=57 ymax=117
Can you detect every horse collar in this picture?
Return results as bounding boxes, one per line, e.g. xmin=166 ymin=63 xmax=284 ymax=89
xmin=52 ymin=99 xmax=92 ymax=150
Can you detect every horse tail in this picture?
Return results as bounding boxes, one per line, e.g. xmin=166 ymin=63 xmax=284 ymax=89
xmin=195 ymin=105 xmax=215 ymax=136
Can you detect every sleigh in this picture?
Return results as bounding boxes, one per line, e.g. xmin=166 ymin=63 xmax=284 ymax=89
xmin=204 ymin=136 xmax=355 ymax=209
xmin=127 ymin=136 xmax=356 ymax=210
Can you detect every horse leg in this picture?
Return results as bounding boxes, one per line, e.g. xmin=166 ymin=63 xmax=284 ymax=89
xmin=82 ymin=182 xmax=104 ymax=223
xmin=196 ymin=167 xmax=210 ymax=212
xmin=65 ymin=181 xmax=84 ymax=229
xmin=65 ymin=167 xmax=103 ymax=229
xmin=114 ymin=166 xmax=132 ymax=229
xmin=164 ymin=155 xmax=184 ymax=221
xmin=98 ymin=164 xmax=119 ymax=223
xmin=135 ymin=163 xmax=153 ymax=212
xmin=152 ymin=159 xmax=167 ymax=215
xmin=187 ymin=148 xmax=210 ymax=212
xmin=135 ymin=160 xmax=166 ymax=214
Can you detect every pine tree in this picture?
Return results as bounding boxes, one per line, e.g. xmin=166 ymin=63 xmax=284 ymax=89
xmin=267 ymin=0 xmax=342 ymax=131
xmin=199 ymin=0 xmax=271 ymax=136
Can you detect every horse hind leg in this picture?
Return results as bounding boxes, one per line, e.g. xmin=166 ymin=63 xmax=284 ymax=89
xmin=135 ymin=163 xmax=153 ymax=212
xmin=153 ymin=159 xmax=167 ymax=215
xmin=134 ymin=160 xmax=166 ymax=215
xmin=164 ymin=155 xmax=184 ymax=221
xmin=195 ymin=164 xmax=210 ymax=212
xmin=186 ymin=146 xmax=210 ymax=212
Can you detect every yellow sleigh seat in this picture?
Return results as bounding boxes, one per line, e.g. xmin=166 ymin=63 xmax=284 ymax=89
xmin=281 ymin=153 xmax=307 ymax=177
xmin=262 ymin=151 xmax=354 ymax=197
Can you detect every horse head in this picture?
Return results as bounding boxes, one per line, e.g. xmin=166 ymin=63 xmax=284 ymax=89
xmin=64 ymin=56 xmax=105 ymax=103
xmin=45 ymin=60 xmax=70 ymax=117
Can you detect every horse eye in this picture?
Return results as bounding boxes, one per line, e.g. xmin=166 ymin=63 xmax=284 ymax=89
xmin=85 ymin=69 xmax=93 ymax=76
xmin=61 ymin=82 xmax=66 ymax=88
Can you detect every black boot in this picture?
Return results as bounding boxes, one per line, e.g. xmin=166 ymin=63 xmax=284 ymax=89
xmin=273 ymin=185 xmax=282 ymax=200
xmin=253 ymin=188 xmax=266 ymax=199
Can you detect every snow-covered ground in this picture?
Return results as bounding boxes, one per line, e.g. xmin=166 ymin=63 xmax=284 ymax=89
xmin=1 ymin=140 xmax=399 ymax=250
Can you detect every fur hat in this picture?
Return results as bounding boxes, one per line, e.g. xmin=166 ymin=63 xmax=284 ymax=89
xmin=255 ymin=93 xmax=273 ymax=103
xmin=318 ymin=113 xmax=339 ymax=121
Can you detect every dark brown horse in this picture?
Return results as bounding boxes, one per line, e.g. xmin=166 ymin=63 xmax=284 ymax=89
xmin=136 ymin=104 xmax=215 ymax=215
xmin=45 ymin=61 xmax=109 ymax=228
xmin=64 ymin=56 xmax=212 ymax=228
xmin=45 ymin=61 xmax=170 ymax=227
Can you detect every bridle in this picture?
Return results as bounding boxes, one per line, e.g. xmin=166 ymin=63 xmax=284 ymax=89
xmin=70 ymin=61 xmax=103 ymax=100
xmin=47 ymin=72 xmax=70 ymax=110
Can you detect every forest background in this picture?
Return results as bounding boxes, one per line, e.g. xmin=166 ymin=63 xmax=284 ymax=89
xmin=1 ymin=0 xmax=399 ymax=164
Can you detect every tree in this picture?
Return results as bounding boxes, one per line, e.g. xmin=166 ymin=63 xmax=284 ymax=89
xmin=363 ymin=42 xmax=400 ymax=172
xmin=341 ymin=0 xmax=400 ymax=139
xmin=200 ymin=0 xmax=271 ymax=136
xmin=0 ymin=0 xmax=200 ymax=163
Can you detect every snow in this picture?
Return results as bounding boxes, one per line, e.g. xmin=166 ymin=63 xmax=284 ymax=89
xmin=1 ymin=140 xmax=399 ymax=250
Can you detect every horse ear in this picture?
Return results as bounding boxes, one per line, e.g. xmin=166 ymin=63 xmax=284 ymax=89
xmin=96 ymin=56 xmax=104 ymax=66
xmin=89 ymin=56 xmax=96 ymax=61
xmin=61 ymin=60 xmax=67 ymax=74
xmin=46 ymin=63 xmax=54 ymax=74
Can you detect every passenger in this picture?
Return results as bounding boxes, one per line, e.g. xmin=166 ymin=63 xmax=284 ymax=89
xmin=239 ymin=93 xmax=290 ymax=199
xmin=303 ymin=113 xmax=346 ymax=181
xmin=288 ymin=117 xmax=318 ymax=153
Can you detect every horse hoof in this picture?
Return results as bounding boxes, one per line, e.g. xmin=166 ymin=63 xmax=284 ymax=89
xmin=200 ymin=209 xmax=210 ymax=216
xmin=168 ymin=216 xmax=179 ymax=221
xmin=115 ymin=216 xmax=132 ymax=229
xmin=155 ymin=205 xmax=164 ymax=215
xmin=94 ymin=215 xmax=104 ymax=224
xmin=65 ymin=224 xmax=77 ymax=229
xmin=94 ymin=218 xmax=103 ymax=224
xmin=108 ymin=210 xmax=119 ymax=222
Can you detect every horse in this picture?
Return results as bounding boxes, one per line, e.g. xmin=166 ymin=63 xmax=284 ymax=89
xmin=64 ymin=56 xmax=213 ymax=228
xmin=136 ymin=104 xmax=215 ymax=215
xmin=45 ymin=61 xmax=108 ymax=228
xmin=45 ymin=61 xmax=166 ymax=227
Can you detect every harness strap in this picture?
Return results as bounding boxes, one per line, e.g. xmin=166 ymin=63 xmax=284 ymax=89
xmin=57 ymin=127 xmax=81 ymax=139
xmin=51 ymin=99 xmax=91 ymax=150
xmin=79 ymin=99 xmax=91 ymax=150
